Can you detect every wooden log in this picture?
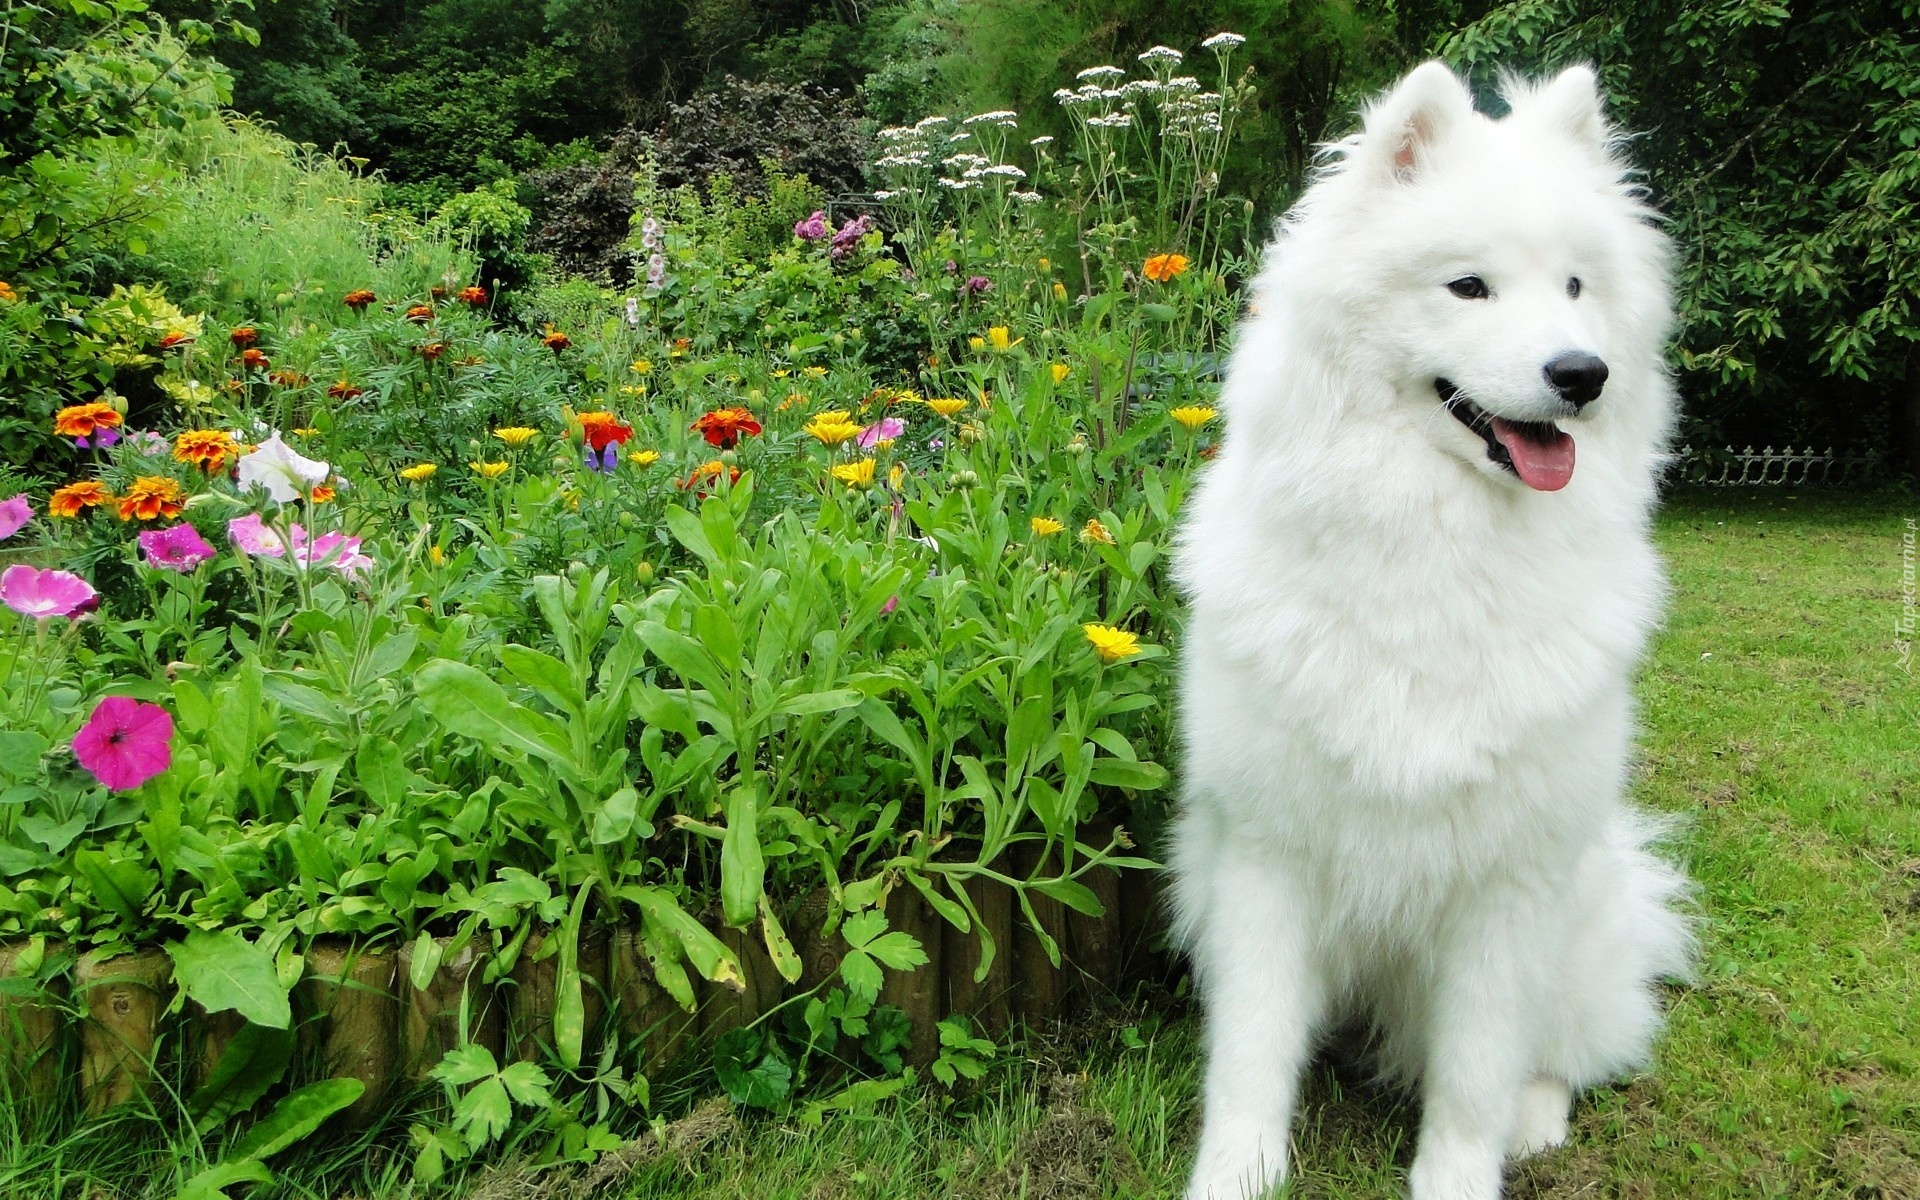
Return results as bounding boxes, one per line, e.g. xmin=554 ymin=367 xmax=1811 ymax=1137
xmin=76 ymin=947 xmax=170 ymax=1113
xmin=611 ymin=927 xmax=696 ymax=1074
xmin=878 ymin=883 xmax=943 ymax=1065
xmin=398 ymin=938 xmax=501 ymax=1081
xmin=1009 ymin=841 xmax=1067 ymax=1029
xmin=508 ymin=926 xmax=608 ymax=1064
xmin=1065 ymin=819 xmax=1123 ymax=1003
xmin=791 ymin=889 xmax=839 ymax=993
xmin=0 ymin=942 xmax=62 ymax=1100
xmin=302 ymin=942 xmax=399 ymax=1123
xmin=1116 ymin=849 xmax=1167 ymax=986
xmin=943 ymin=867 xmax=1013 ymax=1038
xmin=194 ymin=1007 xmax=247 ymax=1091
xmin=700 ymin=923 xmax=780 ymax=1041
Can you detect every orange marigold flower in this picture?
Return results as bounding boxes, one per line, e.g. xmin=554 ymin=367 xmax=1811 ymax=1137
xmin=541 ymin=325 xmax=571 ymax=352
xmin=458 ymin=286 xmax=487 ymax=306
xmin=311 ymin=484 xmax=336 ymax=503
xmin=677 ymin=460 xmax=740 ymax=493
xmin=0 ymin=282 xmax=16 ymax=303
xmin=1142 ymin=253 xmax=1190 ymax=283
xmin=116 ymin=476 xmax=185 ymax=522
xmin=240 ymin=348 xmax=270 ymax=370
xmin=157 ymin=330 xmax=192 ymax=350
xmin=430 ymin=285 xmax=449 ymax=302
xmin=53 ymin=402 xmax=123 ymax=440
xmin=670 ymin=337 xmax=692 ymax=355
xmin=326 ymin=379 xmax=363 ymax=401
xmin=230 ymin=326 xmax=259 ymax=349
xmin=269 ymin=369 xmax=311 ymax=387
xmin=172 ymin=429 xmax=239 ymax=473
xmin=575 ymin=411 xmax=634 ymax=453
xmin=691 ymin=407 xmax=762 ymax=450
xmin=405 ymin=304 xmax=434 ymax=323
xmin=49 ymin=480 xmax=114 ymax=518
xmin=343 ymin=290 xmax=376 ymax=310
xmin=415 ymin=341 xmax=448 ymax=360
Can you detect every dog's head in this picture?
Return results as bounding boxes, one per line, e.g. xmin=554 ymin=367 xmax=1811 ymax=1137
xmin=1268 ymin=62 xmax=1674 ymax=494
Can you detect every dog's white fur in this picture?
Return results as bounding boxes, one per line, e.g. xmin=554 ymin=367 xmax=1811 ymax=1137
xmin=1170 ymin=62 xmax=1692 ymax=1200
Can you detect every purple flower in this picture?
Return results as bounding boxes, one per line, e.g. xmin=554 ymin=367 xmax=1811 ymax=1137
xmin=0 ymin=564 xmax=98 ymax=619
xmin=228 ymin=513 xmax=287 ymax=557
xmin=72 ymin=697 xmax=173 ymax=791
xmin=857 ymin=416 xmax=907 ymax=449
xmin=829 ymin=214 xmax=874 ymax=261
xmin=584 ymin=444 xmax=620 ymax=473
xmin=964 ymin=275 xmax=992 ymax=295
xmin=928 ymin=437 xmax=945 ymax=450
xmin=0 ymin=495 xmax=30 ymax=540
xmin=139 ymin=524 xmax=217 ymax=572
xmin=944 ymin=260 xmax=958 ymax=275
xmin=76 ymin=427 xmax=121 ymax=451
xmin=880 ymin=594 xmax=898 ymax=616
xmin=794 ymin=210 xmax=829 ymax=241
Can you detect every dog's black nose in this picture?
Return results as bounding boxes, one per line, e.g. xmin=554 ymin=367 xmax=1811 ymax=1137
xmin=1544 ymin=352 xmax=1608 ymax=408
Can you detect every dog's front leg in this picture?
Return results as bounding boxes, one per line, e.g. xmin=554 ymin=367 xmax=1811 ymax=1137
xmin=1184 ymin=855 xmax=1323 ymax=1200
xmin=1407 ymin=893 xmax=1554 ymax=1200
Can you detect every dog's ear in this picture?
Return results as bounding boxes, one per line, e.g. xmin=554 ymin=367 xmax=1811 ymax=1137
xmin=1362 ymin=61 xmax=1474 ymax=182
xmin=1518 ymin=65 xmax=1609 ymax=150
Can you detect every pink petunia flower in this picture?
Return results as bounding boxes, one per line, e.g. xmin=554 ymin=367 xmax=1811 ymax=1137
xmin=71 ymin=697 xmax=173 ymax=791
xmin=228 ymin=512 xmax=287 ymax=557
xmin=857 ymin=416 xmax=907 ymax=450
xmin=0 ymin=565 xmax=98 ymax=618
xmin=139 ymin=524 xmax=217 ymax=572
xmin=293 ymin=529 xmax=375 ymax=581
xmin=0 ymin=495 xmax=30 ymax=540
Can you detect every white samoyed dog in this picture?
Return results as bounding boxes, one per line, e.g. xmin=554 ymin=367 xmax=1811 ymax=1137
xmin=1170 ymin=62 xmax=1693 ymax=1200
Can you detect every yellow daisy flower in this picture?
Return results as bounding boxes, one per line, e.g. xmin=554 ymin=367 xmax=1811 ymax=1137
xmin=628 ymin=449 xmax=661 ymax=466
xmin=1169 ymin=405 xmax=1218 ymax=432
xmin=630 ymin=359 xmax=653 ymax=374
xmin=924 ymin=397 xmax=968 ymax=418
xmin=831 ymin=458 xmax=877 ymax=488
xmin=806 ymin=411 xmax=863 ymax=446
xmin=493 ymin=426 xmax=540 ymax=447
xmin=986 ymin=325 xmax=1021 ymax=352
xmin=1030 ymin=516 xmax=1065 ymax=537
xmin=1083 ymin=623 xmax=1142 ymax=663
xmin=470 ymin=460 xmax=509 ymax=479
xmin=399 ymin=463 xmax=438 ymax=482
xmin=1080 ymin=518 xmax=1115 ymax=545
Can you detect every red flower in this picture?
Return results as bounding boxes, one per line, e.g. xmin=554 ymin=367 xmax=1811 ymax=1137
xmin=458 ymin=286 xmax=487 ymax=306
xmin=157 ymin=331 xmax=192 ymax=350
xmin=326 ymin=379 xmax=363 ymax=401
xmin=405 ymin=304 xmax=434 ymax=324
xmin=575 ymin=411 xmax=633 ymax=452
xmin=230 ymin=326 xmax=259 ymax=349
xmin=691 ymin=407 xmax=762 ymax=449
xmin=240 ymin=348 xmax=270 ymax=370
xmin=677 ymin=460 xmax=741 ymax=494
xmin=430 ymin=285 xmax=449 ymax=302
xmin=542 ymin=326 xmax=571 ymax=352
xmin=415 ymin=341 xmax=448 ymax=361
xmin=268 ymin=369 xmax=311 ymax=387
xmin=342 ymin=289 xmax=376 ymax=310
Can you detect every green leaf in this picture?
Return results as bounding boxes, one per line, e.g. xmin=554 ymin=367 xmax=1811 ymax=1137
xmin=453 ymin=1076 xmax=512 ymax=1152
xmin=0 ymin=731 xmax=48 ymax=782
xmin=1033 ymin=877 xmax=1104 ymax=917
xmin=720 ymin=781 xmax=764 ymax=928
xmin=227 ymin=1079 xmax=365 ymax=1161
xmin=497 ymin=1061 xmax=553 ymax=1107
xmin=72 ymin=849 xmax=157 ymax=926
xmin=864 ymin=931 xmax=929 ymax=973
xmin=191 ymin=1024 xmax=296 ymax=1132
xmin=499 ymin=645 xmax=579 ymax=715
xmin=771 ymin=688 xmax=864 ymax=718
xmin=1087 ymin=758 xmax=1169 ymax=790
xmin=431 ymin=1043 xmax=499 ymax=1087
xmin=172 ymin=1160 xmax=273 ymax=1200
xmin=712 ymin=1028 xmax=793 ymax=1110
xmin=167 ymin=930 xmax=291 ymax=1029
xmin=415 ymin=660 xmax=573 ymax=769
xmin=839 ymin=948 xmax=882 ymax=1003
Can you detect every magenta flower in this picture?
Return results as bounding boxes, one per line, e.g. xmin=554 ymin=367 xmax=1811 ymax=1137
xmin=293 ymin=529 xmax=375 ymax=581
xmin=964 ymin=275 xmax=992 ymax=295
xmin=71 ymin=697 xmax=173 ymax=791
xmin=139 ymin=524 xmax=217 ymax=572
xmin=0 ymin=495 xmax=30 ymax=540
xmin=0 ymin=564 xmax=98 ymax=619
xmin=857 ymin=416 xmax=907 ymax=449
xmin=228 ymin=513 xmax=287 ymax=557
xmin=793 ymin=210 xmax=829 ymax=241
xmin=829 ymin=214 xmax=873 ymax=261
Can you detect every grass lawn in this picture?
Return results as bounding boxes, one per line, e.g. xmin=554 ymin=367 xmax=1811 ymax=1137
xmin=5 ymin=488 xmax=1915 ymax=1199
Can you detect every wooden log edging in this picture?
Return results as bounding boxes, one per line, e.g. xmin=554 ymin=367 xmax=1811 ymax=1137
xmin=0 ymin=855 xmax=1163 ymax=1119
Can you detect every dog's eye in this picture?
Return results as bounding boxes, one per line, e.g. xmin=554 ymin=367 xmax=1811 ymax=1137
xmin=1567 ymin=277 xmax=1583 ymax=299
xmin=1447 ymin=276 xmax=1489 ymax=300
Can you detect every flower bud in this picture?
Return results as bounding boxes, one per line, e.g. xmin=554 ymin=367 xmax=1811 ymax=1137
xmin=635 ymin=561 xmax=655 ymax=585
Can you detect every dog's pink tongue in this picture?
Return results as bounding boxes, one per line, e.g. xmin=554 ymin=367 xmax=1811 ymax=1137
xmin=1491 ymin=418 xmax=1575 ymax=491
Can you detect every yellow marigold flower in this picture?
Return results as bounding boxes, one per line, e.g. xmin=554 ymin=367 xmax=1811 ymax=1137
xmin=1143 ymin=253 xmax=1190 ymax=283
xmin=771 ymin=368 xmax=791 ymax=379
xmin=968 ymin=336 xmax=985 ymax=352
xmin=802 ymin=365 xmax=828 ymax=378
xmin=986 ymin=325 xmax=1021 ymax=352
xmin=888 ymin=463 xmax=905 ymax=489
xmin=1080 ymin=518 xmax=1115 ymax=545
xmin=172 ymin=429 xmax=239 ymax=473
xmin=292 ymin=427 xmax=320 ymax=437
xmin=1037 ymin=257 xmax=1051 ymax=272
xmin=628 ymin=449 xmax=660 ymax=467
xmin=806 ymin=411 xmax=863 ymax=446
xmin=0 ymin=282 xmax=17 ymax=303
xmin=399 ymin=463 xmax=438 ymax=482
xmin=1052 ymin=282 xmax=1068 ymax=300
xmin=49 ymin=480 xmax=114 ymax=518
xmin=311 ymin=484 xmax=336 ymax=503
xmin=1050 ymin=363 xmax=1070 ymax=384
xmin=1083 ymin=623 xmax=1142 ymax=663
xmin=117 ymin=476 xmax=185 ymax=523
xmin=830 ymin=458 xmax=877 ymax=488
xmin=493 ymin=426 xmax=540 ymax=447
xmin=469 ymin=460 xmax=510 ymax=479
xmin=630 ymin=359 xmax=653 ymax=374
xmin=1030 ymin=516 xmax=1065 ymax=537
xmin=924 ymin=397 xmax=968 ymax=418
xmin=428 ymin=544 xmax=446 ymax=567
xmin=1169 ymin=405 xmax=1218 ymax=432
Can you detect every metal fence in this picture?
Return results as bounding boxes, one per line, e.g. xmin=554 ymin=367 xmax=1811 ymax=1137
xmin=1672 ymin=444 xmax=1883 ymax=486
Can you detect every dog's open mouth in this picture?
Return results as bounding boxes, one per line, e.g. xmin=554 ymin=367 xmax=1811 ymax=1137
xmin=1436 ymin=379 xmax=1576 ymax=492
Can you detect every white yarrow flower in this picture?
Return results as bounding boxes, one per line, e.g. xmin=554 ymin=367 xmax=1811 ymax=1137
xmin=963 ymin=110 xmax=1019 ymax=125
xmin=1139 ymin=45 xmax=1184 ymax=64
xmin=237 ymin=434 xmax=330 ymax=503
xmin=1201 ymin=31 xmax=1246 ymax=49
xmin=1075 ymin=65 xmax=1126 ymax=81
xmin=983 ymin=164 xmax=1028 ymax=178
xmin=1030 ymin=135 xmax=1055 ymax=146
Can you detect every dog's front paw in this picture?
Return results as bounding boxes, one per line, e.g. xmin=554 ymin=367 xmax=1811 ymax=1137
xmin=1507 ymin=1077 xmax=1572 ymax=1158
xmin=1408 ymin=1137 xmax=1502 ymax=1200
xmin=1185 ymin=1126 xmax=1287 ymax=1200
